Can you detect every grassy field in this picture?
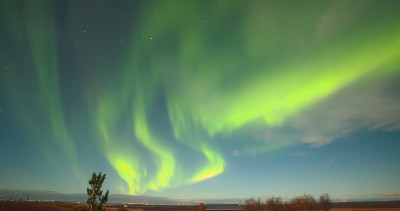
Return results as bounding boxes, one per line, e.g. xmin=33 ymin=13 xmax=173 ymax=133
xmin=0 ymin=201 xmax=203 ymax=211
xmin=2 ymin=199 xmax=400 ymax=211
xmin=331 ymin=209 xmax=400 ymax=211
xmin=2 ymin=201 xmax=400 ymax=211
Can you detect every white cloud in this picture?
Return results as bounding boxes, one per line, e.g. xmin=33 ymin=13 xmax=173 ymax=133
xmin=288 ymin=71 xmax=400 ymax=147
xmin=375 ymin=192 xmax=399 ymax=197
xmin=236 ymin=71 xmax=400 ymax=155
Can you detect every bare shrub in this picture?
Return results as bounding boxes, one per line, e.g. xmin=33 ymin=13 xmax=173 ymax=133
xmin=319 ymin=193 xmax=331 ymax=211
xmin=241 ymin=193 xmax=332 ymax=211
xmin=243 ymin=197 xmax=266 ymax=211
xmin=289 ymin=194 xmax=316 ymax=211
xmin=266 ymin=196 xmax=283 ymax=211
xmin=190 ymin=203 xmax=205 ymax=211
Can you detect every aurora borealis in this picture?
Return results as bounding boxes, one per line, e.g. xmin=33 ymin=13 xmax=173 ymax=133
xmin=1 ymin=0 xmax=400 ymax=201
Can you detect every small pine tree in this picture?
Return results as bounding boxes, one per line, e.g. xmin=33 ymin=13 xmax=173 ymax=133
xmin=85 ymin=172 xmax=109 ymax=211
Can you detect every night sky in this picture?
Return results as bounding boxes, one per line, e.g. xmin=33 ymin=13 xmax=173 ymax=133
xmin=1 ymin=0 xmax=400 ymax=201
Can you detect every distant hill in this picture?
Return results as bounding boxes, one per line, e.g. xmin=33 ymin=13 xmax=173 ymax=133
xmin=0 ymin=189 xmax=240 ymax=205
xmin=332 ymin=201 xmax=400 ymax=208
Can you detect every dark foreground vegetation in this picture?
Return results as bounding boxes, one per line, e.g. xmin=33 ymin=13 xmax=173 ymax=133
xmin=243 ymin=194 xmax=331 ymax=211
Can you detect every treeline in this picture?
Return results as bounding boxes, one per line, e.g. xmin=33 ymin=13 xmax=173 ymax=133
xmin=243 ymin=194 xmax=331 ymax=211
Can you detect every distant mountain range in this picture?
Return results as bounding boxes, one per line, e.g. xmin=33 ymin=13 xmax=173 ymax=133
xmin=1 ymin=189 xmax=399 ymax=205
xmin=0 ymin=189 xmax=241 ymax=204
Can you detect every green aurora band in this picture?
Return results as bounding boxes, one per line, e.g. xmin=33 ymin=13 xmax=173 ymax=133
xmin=0 ymin=0 xmax=81 ymax=176
xmin=1 ymin=0 xmax=400 ymax=195
xmin=93 ymin=1 xmax=400 ymax=194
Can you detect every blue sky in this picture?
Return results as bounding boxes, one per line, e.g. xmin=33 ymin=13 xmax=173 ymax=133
xmin=0 ymin=0 xmax=400 ymax=202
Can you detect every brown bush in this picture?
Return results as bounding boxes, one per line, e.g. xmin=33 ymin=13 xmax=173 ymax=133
xmin=189 ymin=203 xmax=205 ymax=211
xmin=266 ymin=196 xmax=284 ymax=211
xmin=243 ymin=197 xmax=266 ymax=211
xmin=289 ymin=194 xmax=316 ymax=211
xmin=242 ymin=194 xmax=331 ymax=211
xmin=319 ymin=193 xmax=331 ymax=211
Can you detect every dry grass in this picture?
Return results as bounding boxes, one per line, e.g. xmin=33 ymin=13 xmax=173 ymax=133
xmin=2 ymin=194 xmax=399 ymax=211
xmin=0 ymin=201 xmax=74 ymax=211
xmin=0 ymin=199 xmax=203 ymax=211
xmin=331 ymin=209 xmax=400 ymax=211
xmin=103 ymin=204 xmax=203 ymax=211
